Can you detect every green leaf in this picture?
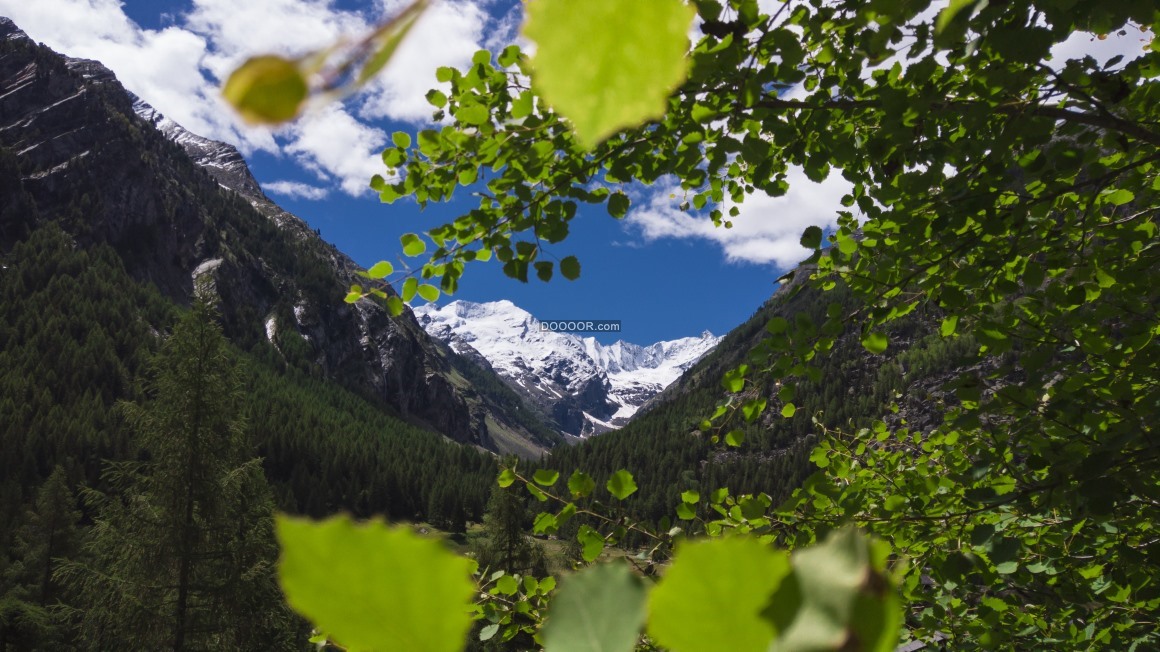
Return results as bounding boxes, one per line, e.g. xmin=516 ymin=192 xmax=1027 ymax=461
xmin=402 ymin=278 xmax=418 ymax=302
xmin=725 ymin=429 xmax=745 ymax=447
xmin=533 ymin=511 xmax=558 ymax=534
xmin=426 ymin=89 xmax=448 ymax=108
xmin=512 ymin=90 xmax=534 ymax=119
xmin=568 ymin=471 xmax=596 ymax=497
xmin=607 ymin=192 xmax=631 ymax=218
xmin=367 ymin=261 xmax=394 ymax=279
xmin=607 ymin=470 xmax=638 ymax=500
xmin=222 ymin=55 xmax=308 ymax=125
xmin=480 ymin=623 xmax=500 ymax=641
xmin=386 ymin=296 xmax=404 ymax=317
xmin=498 ymin=44 xmax=522 ymax=68
xmin=497 ymin=469 xmax=517 ymax=488
xmin=542 ymin=562 xmax=648 ymax=652
xmin=523 ymin=0 xmax=695 ymax=147
xmin=416 ymin=284 xmax=440 ymax=302
xmin=781 ymin=403 xmax=796 ymax=418
xmin=392 ymin=132 xmax=411 ymax=149
xmin=344 ymin=291 xmax=361 ymax=304
xmin=722 ymin=366 xmax=747 ymax=392
xmin=800 ymin=225 xmax=824 ymax=249
xmin=276 ymin=514 xmax=474 ymax=652
xmin=534 ymin=469 xmax=561 ymax=486
xmin=940 ymin=314 xmax=959 ymax=337
xmin=495 ymin=574 xmax=519 ymax=596
xmin=1103 ymin=188 xmax=1135 ymax=206
xmin=560 ymin=256 xmax=582 ymax=280
xmin=649 ymin=537 xmax=789 ymax=652
xmin=742 ymin=398 xmax=767 ymax=422
xmin=862 ymin=331 xmax=888 ymax=354
xmin=577 ymin=525 xmax=605 ymax=562
xmin=681 ymin=490 xmax=700 ymax=504
xmin=935 ymin=0 xmax=981 ymax=35
xmin=401 ymin=233 xmax=426 ymax=256
xmin=535 ymin=261 xmax=554 ymax=282
xmin=764 ymin=528 xmax=901 ymax=652
xmin=527 ymin=482 xmax=549 ymax=502
xmin=456 ymin=103 xmax=490 ymax=126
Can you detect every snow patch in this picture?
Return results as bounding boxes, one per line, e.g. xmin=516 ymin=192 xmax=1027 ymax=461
xmin=192 ymin=258 xmax=223 ymax=278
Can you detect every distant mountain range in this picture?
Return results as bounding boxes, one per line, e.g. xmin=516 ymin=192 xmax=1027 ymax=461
xmin=415 ymin=300 xmax=720 ymax=437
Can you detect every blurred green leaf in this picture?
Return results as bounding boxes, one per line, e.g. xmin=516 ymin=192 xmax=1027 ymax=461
xmin=649 ymin=537 xmax=789 ymax=652
xmin=542 ymin=562 xmax=648 ymax=652
xmin=523 ymin=0 xmax=695 ymax=147
xmin=276 ymin=514 xmax=474 ymax=652
xmin=222 ymin=55 xmax=308 ymax=124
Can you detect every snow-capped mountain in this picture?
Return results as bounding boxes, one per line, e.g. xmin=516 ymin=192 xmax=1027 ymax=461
xmin=128 ymin=92 xmax=264 ymax=199
xmin=414 ymin=300 xmax=720 ymax=437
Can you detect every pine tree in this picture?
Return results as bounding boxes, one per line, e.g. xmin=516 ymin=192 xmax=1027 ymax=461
xmin=59 ymin=296 xmax=295 ymax=651
xmin=471 ymin=479 xmax=544 ymax=576
xmin=0 ymin=467 xmax=81 ymax=651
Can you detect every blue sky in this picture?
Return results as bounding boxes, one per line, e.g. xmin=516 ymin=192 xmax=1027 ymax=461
xmin=2 ymin=0 xmax=1136 ymax=344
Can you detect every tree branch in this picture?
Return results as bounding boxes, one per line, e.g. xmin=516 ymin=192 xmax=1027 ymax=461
xmin=754 ymin=97 xmax=1160 ymax=148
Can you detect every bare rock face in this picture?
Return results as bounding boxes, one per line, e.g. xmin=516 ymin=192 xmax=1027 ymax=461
xmin=0 ymin=17 xmax=549 ymax=456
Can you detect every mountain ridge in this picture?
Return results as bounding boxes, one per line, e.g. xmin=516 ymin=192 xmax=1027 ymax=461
xmin=0 ymin=15 xmax=557 ymax=458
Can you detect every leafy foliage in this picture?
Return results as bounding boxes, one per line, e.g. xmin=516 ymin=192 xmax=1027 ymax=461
xmin=226 ymin=0 xmax=1160 ymax=648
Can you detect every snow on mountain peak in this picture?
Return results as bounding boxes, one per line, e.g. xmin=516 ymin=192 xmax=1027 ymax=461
xmin=414 ymin=299 xmax=720 ymax=437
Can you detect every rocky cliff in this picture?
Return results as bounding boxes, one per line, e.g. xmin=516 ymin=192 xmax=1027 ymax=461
xmin=0 ymin=16 xmax=555 ymax=457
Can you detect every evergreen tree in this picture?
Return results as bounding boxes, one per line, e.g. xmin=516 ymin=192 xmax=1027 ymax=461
xmin=471 ymin=480 xmax=543 ymax=576
xmin=0 ymin=467 xmax=81 ymax=651
xmin=59 ymin=296 xmax=295 ymax=651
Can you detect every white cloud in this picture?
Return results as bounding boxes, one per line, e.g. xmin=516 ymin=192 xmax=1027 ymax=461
xmin=263 ymin=180 xmax=331 ymax=200
xmin=285 ymin=104 xmax=388 ymax=196
xmin=183 ymin=0 xmax=370 ymax=81
xmin=359 ymin=0 xmax=490 ymax=123
xmin=626 ymin=168 xmax=852 ymax=268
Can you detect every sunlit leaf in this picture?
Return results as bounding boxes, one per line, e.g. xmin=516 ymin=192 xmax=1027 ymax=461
xmin=367 ymin=261 xmax=394 ymax=279
xmin=276 ymin=514 xmax=474 ymax=652
xmin=523 ymin=0 xmax=695 ymax=147
xmin=862 ymin=331 xmax=888 ymax=354
xmin=607 ymin=470 xmax=638 ymax=500
xmin=649 ymin=537 xmax=789 ymax=652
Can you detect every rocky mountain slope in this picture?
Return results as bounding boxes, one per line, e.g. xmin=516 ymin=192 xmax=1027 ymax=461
xmin=415 ymin=300 xmax=720 ymax=437
xmin=0 ymin=16 xmax=556 ymax=458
